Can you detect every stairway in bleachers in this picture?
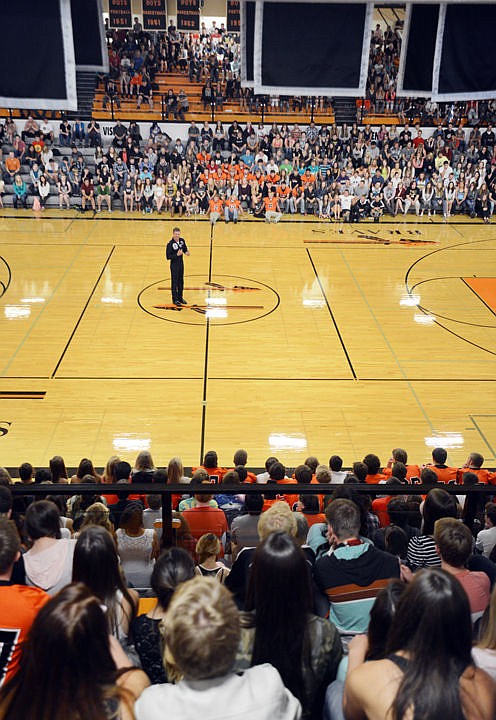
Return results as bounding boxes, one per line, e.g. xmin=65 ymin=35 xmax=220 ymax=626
xmin=333 ymin=97 xmax=358 ymax=125
xmin=67 ymin=71 xmax=98 ymax=120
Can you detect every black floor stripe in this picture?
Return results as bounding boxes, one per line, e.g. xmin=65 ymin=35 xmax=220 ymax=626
xmin=306 ymin=248 xmax=357 ymax=380
xmin=51 ymin=246 xmax=115 ymax=378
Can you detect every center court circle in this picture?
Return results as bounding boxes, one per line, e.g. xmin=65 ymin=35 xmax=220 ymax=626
xmin=137 ymin=274 xmax=280 ymax=326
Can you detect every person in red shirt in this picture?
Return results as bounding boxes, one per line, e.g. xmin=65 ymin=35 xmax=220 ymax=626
xmin=224 ymin=196 xmax=243 ymax=223
xmin=81 ymin=177 xmax=96 ymax=211
xmin=0 ymin=518 xmax=49 ymax=686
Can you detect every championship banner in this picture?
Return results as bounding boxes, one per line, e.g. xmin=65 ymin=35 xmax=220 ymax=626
xmin=143 ymin=0 xmax=167 ymax=31
xmin=177 ymin=0 xmax=200 ymax=31
xmin=227 ymin=0 xmax=241 ymax=31
xmin=109 ymin=0 xmax=132 ymax=28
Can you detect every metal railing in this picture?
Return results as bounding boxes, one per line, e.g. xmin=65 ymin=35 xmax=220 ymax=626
xmin=9 ymin=480 xmax=494 ymax=547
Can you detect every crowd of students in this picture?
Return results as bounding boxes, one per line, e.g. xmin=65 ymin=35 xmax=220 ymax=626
xmin=1 ymin=115 xmax=495 ymax=223
xmin=1 ymin=445 xmax=496 ymax=718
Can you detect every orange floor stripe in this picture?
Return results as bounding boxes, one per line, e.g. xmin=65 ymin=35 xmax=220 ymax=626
xmin=463 ymin=277 xmax=496 ymax=314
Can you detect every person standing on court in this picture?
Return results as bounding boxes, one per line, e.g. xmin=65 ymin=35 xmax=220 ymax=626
xmin=166 ymin=227 xmax=190 ymax=306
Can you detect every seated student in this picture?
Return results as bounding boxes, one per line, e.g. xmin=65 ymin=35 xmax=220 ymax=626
xmin=362 ymin=453 xmax=387 ymax=484
xmin=116 ymin=503 xmax=159 ymax=588
xmin=235 ymin=532 xmax=342 ymax=720
xmin=132 ymin=548 xmax=195 ymax=685
xmin=194 ymin=533 xmax=230 ymax=582
xmin=0 ymin=583 xmax=149 ymax=720
xmin=12 ymin=175 xmax=28 ymax=209
xmin=296 ymin=495 xmax=326 ymax=528
xmin=0 ymin=518 xmax=49 ymax=685
xmin=434 ymin=517 xmax=490 ymax=618
xmin=226 ymin=501 xmax=297 ymax=610
xmin=181 ymin=485 xmax=228 ymax=545
xmin=314 ymin=499 xmax=400 ymax=635
xmin=457 ymin=452 xmax=496 ymax=484
xmin=476 ymin=502 xmax=496 ymax=558
xmin=382 ymin=447 xmax=421 ymax=481
xmin=343 ymin=569 xmax=495 ymax=720
xmin=473 ymin=584 xmax=496 ymax=681
xmin=406 ymin=488 xmax=458 ymax=571
xmin=135 ymin=576 xmax=302 ymax=720
xmin=192 ymin=450 xmax=227 ymax=481
xmin=230 ymin=493 xmax=263 ymax=560
xmin=425 ymin=446 xmax=458 ymax=483
xmin=23 ymin=501 xmax=76 ymax=595
xmin=324 ymin=579 xmax=406 ymax=720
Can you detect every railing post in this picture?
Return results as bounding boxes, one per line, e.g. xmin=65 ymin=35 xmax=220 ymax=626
xmin=161 ymin=94 xmax=165 ymax=122
xmin=310 ymin=97 xmax=315 ymax=123
xmin=110 ymin=95 xmax=115 ymax=121
xmin=211 ymin=98 xmax=215 ymax=124
xmin=161 ymin=490 xmax=173 ymax=547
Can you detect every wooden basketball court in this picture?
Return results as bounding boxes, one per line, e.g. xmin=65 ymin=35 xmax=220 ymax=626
xmin=0 ymin=209 xmax=494 ymax=469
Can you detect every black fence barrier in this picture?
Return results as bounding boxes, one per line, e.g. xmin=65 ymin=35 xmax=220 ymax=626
xmin=8 ymin=481 xmax=496 ymax=547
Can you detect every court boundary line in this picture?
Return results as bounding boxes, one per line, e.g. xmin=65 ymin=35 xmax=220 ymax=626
xmin=469 ymin=415 xmax=496 ymax=460
xmin=306 ymin=248 xmax=357 ymax=380
xmin=199 ymin=224 xmax=214 ymax=464
xmin=51 ymin=246 xmax=116 ymax=378
xmin=0 ymin=212 xmax=487 ymax=227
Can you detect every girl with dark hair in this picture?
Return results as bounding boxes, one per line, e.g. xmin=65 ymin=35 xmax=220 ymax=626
xmin=49 ymin=455 xmax=69 ymax=484
xmin=71 ymin=457 xmax=102 ymax=483
xmin=72 ymin=525 xmax=138 ymax=648
xmin=23 ymin=500 xmax=76 ymax=595
xmin=131 ymin=548 xmax=195 ymax=683
xmin=344 ymin=569 xmax=495 ymax=720
xmin=234 ymin=531 xmax=342 ymax=719
xmin=406 ymin=488 xmax=458 ymax=570
xmin=0 ymin=583 xmax=149 ymax=720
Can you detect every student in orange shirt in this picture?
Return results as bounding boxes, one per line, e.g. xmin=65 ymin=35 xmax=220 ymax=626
xmin=227 ymin=449 xmax=257 ymax=484
xmin=425 ymin=447 xmax=458 ymax=483
xmin=269 ymin=462 xmax=298 ymax=509
xmin=224 ymin=196 xmax=243 ymax=223
xmin=363 ymin=454 xmax=387 ymax=484
xmin=5 ymin=152 xmax=20 ymax=178
xmin=0 ymin=519 xmax=49 ymax=685
xmin=457 ymin=452 xmax=496 ymax=484
xmin=263 ymin=188 xmax=282 ymax=223
xmin=382 ymin=447 xmax=421 ymax=481
xmin=295 ymin=495 xmax=326 ymax=527
xmin=208 ymin=192 xmax=224 ymax=224
xmin=191 ymin=450 xmax=227 ymax=482
xmin=277 ymin=181 xmax=292 ymax=214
